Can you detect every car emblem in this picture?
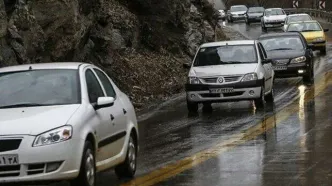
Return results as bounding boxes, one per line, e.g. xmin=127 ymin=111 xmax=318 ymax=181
xmin=217 ymin=77 xmax=224 ymax=83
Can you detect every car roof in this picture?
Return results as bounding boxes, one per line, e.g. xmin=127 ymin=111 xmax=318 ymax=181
xmin=201 ymin=40 xmax=256 ymax=48
xmin=265 ymin=8 xmax=283 ymax=10
xmin=288 ymin=13 xmax=310 ymax=17
xmin=0 ymin=62 xmax=92 ymax=73
xmin=231 ymin=5 xmax=246 ymax=7
xmin=288 ymin=20 xmax=319 ymax=24
xmin=258 ymin=32 xmax=302 ymax=39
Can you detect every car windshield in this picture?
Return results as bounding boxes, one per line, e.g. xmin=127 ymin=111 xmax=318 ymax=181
xmin=287 ymin=22 xmax=322 ymax=32
xmin=265 ymin=9 xmax=284 ymax=16
xmin=287 ymin=15 xmax=311 ymax=23
xmin=248 ymin=7 xmax=264 ymax=13
xmin=231 ymin=6 xmax=247 ymax=12
xmin=193 ymin=45 xmax=257 ymax=67
xmin=0 ymin=69 xmax=80 ymax=108
xmin=260 ymin=36 xmax=304 ymax=52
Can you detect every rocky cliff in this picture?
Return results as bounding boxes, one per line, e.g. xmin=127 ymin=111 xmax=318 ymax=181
xmin=0 ymin=0 xmax=226 ymax=108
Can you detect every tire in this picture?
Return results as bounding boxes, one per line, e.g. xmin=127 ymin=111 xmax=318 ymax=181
xmin=229 ymin=17 xmax=233 ymax=23
xmin=246 ymin=19 xmax=250 ymax=25
xmin=254 ymin=87 xmax=265 ymax=109
xmin=265 ymin=85 xmax=274 ymax=103
xmin=303 ymin=67 xmax=314 ymax=83
xmin=261 ymin=23 xmax=267 ymax=32
xmin=115 ymin=135 xmax=137 ymax=178
xmin=202 ymin=103 xmax=212 ymax=112
xmin=71 ymin=142 xmax=96 ymax=186
xmin=187 ymin=100 xmax=198 ymax=113
xmin=320 ymin=47 xmax=326 ymax=55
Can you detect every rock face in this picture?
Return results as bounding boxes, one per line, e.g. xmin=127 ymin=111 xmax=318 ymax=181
xmin=0 ymin=0 xmax=226 ymax=108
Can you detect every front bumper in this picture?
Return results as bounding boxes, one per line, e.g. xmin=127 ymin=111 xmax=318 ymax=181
xmin=274 ymin=63 xmax=310 ymax=78
xmin=0 ymin=135 xmax=83 ymax=183
xmin=264 ymin=21 xmax=284 ymax=27
xmin=231 ymin=14 xmax=245 ymax=20
xmin=185 ymin=79 xmax=264 ymax=103
xmin=248 ymin=17 xmax=262 ymax=22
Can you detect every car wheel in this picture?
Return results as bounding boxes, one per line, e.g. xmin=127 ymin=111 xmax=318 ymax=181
xmin=265 ymin=85 xmax=274 ymax=102
xmin=187 ymin=100 xmax=198 ymax=113
xmin=115 ymin=135 xmax=137 ymax=178
xmin=254 ymin=86 xmax=265 ymax=109
xmin=262 ymin=24 xmax=267 ymax=32
xmin=303 ymin=67 xmax=314 ymax=83
xmin=229 ymin=18 xmax=233 ymax=23
xmin=71 ymin=142 xmax=96 ymax=186
xmin=320 ymin=47 xmax=326 ymax=55
xmin=202 ymin=103 xmax=213 ymax=112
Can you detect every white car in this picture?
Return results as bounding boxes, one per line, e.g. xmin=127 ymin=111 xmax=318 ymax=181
xmin=283 ymin=13 xmax=312 ymax=31
xmin=183 ymin=40 xmax=275 ymax=112
xmin=218 ymin=9 xmax=226 ymax=20
xmin=0 ymin=63 xmax=139 ymax=186
xmin=261 ymin=8 xmax=287 ymax=31
xmin=227 ymin=5 xmax=248 ymax=22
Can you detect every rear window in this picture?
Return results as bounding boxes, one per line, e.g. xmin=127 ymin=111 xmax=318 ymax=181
xmin=193 ymin=45 xmax=257 ymax=67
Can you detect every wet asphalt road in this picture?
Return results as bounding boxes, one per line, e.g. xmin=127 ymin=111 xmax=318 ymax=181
xmin=20 ymin=19 xmax=332 ymax=186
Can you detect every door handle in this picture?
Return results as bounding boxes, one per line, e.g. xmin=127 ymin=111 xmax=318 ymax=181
xmin=123 ymin=108 xmax=127 ymax=115
xmin=110 ymin=114 xmax=115 ymax=121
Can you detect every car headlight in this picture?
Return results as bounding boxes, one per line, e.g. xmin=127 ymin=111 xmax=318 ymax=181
xmin=33 ymin=126 xmax=73 ymax=147
xmin=313 ymin=37 xmax=324 ymax=42
xmin=241 ymin=73 xmax=258 ymax=82
xmin=188 ymin=77 xmax=201 ymax=84
xmin=291 ymin=56 xmax=306 ymax=63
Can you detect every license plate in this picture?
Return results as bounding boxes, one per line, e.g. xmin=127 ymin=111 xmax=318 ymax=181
xmin=210 ymin=88 xmax=234 ymax=93
xmin=273 ymin=66 xmax=287 ymax=70
xmin=0 ymin=154 xmax=19 ymax=166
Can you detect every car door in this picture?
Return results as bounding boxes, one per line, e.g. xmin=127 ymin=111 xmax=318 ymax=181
xmin=93 ymin=68 xmax=127 ymax=158
xmin=258 ymin=43 xmax=273 ymax=92
xmin=85 ymin=68 xmax=114 ymax=161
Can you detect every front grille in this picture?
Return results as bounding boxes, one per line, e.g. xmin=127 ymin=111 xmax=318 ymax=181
xmin=0 ymin=139 xmax=22 ymax=152
xmin=224 ymin=76 xmax=241 ymax=82
xmin=202 ymin=77 xmax=217 ymax=83
xmin=274 ymin=59 xmax=289 ymax=65
xmin=27 ymin=163 xmax=45 ymax=175
xmin=201 ymin=76 xmax=242 ymax=84
xmin=0 ymin=165 xmax=20 ymax=177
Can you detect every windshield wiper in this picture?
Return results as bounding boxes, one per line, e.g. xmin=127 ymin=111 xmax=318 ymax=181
xmin=0 ymin=103 xmax=49 ymax=109
xmin=268 ymin=48 xmax=294 ymax=51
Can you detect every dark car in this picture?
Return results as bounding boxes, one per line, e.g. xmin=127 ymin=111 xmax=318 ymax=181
xmin=245 ymin=7 xmax=265 ymax=24
xmin=258 ymin=32 xmax=314 ymax=83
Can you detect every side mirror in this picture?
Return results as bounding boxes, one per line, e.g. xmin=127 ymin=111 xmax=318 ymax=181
xmin=183 ymin=62 xmax=192 ymax=69
xmin=94 ymin=97 xmax=115 ymax=110
xmin=262 ymin=58 xmax=272 ymax=64
xmin=324 ymin=28 xmax=329 ymax=32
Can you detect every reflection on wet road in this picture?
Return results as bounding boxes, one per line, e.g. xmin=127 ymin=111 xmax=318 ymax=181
xmin=26 ymin=19 xmax=332 ymax=186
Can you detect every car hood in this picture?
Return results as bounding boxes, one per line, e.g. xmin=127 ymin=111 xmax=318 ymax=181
xmin=301 ymin=31 xmax=325 ymax=40
xmin=231 ymin=11 xmax=246 ymax=14
xmin=190 ymin=64 xmax=257 ymax=77
xmin=0 ymin=104 xmax=80 ymax=136
xmin=264 ymin=15 xmax=286 ymax=20
xmin=248 ymin=13 xmax=263 ymax=17
xmin=266 ymin=50 xmax=305 ymax=59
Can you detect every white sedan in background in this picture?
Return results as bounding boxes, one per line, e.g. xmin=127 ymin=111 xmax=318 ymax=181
xmin=0 ymin=63 xmax=139 ymax=186
xmin=261 ymin=8 xmax=287 ymax=31
xmin=283 ymin=13 xmax=312 ymax=31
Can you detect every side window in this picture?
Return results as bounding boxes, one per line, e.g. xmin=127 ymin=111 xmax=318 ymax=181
xmin=85 ymin=69 xmax=105 ymax=103
xmin=257 ymin=43 xmax=265 ymax=60
xmin=94 ymin=69 xmax=116 ymax=98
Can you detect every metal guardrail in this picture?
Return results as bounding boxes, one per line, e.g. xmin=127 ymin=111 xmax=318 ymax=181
xmin=284 ymin=8 xmax=332 ymax=23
